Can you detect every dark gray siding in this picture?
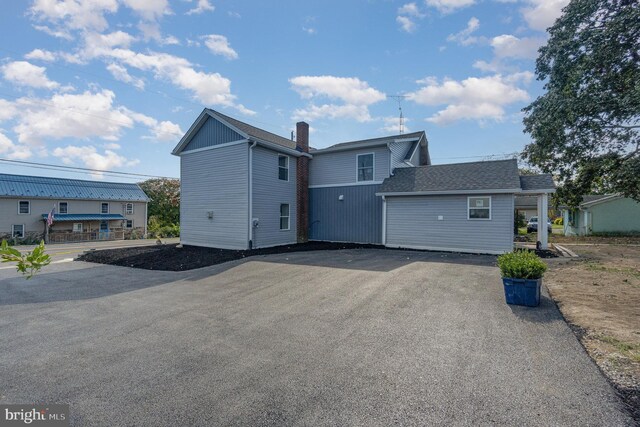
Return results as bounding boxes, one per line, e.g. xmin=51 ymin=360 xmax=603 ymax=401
xmin=309 ymin=146 xmax=390 ymax=186
xmin=182 ymin=117 xmax=245 ymax=153
xmin=309 ymin=184 xmax=382 ymax=244
xmin=180 ymin=143 xmax=249 ymax=249
xmin=385 ymin=194 xmax=514 ymax=254
xmin=251 ymin=146 xmax=297 ymax=248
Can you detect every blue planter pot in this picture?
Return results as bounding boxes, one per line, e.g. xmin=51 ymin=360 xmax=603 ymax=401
xmin=502 ymin=278 xmax=541 ymax=307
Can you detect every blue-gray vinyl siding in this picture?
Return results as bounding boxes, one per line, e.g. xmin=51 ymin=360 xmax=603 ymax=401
xmin=309 ymin=184 xmax=382 ymax=244
xmin=385 ymin=194 xmax=514 ymax=254
xmin=180 ymin=143 xmax=249 ymax=249
xmin=182 ymin=117 xmax=245 ymax=153
xmin=251 ymin=146 xmax=297 ymax=248
xmin=389 ymin=141 xmax=412 ymax=170
xmin=309 ymin=146 xmax=390 ymax=186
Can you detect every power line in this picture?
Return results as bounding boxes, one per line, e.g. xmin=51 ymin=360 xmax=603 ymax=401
xmin=0 ymin=158 xmax=177 ymax=180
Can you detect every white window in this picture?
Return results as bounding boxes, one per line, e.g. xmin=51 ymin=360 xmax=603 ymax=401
xmin=73 ymin=223 xmax=83 ymax=233
xmin=125 ymin=219 xmax=133 ymax=229
xmin=12 ymin=224 xmax=24 ymax=238
xmin=357 ymin=153 xmax=374 ymax=182
xmin=278 ymin=155 xmax=289 ymax=181
xmin=101 ymin=202 xmax=109 ymax=214
xmin=59 ymin=202 xmax=68 ymax=214
xmin=468 ymin=196 xmax=491 ymax=220
xmin=125 ymin=203 xmax=134 ymax=214
xmin=280 ymin=204 xmax=290 ymax=230
xmin=18 ymin=201 xmax=30 ymax=215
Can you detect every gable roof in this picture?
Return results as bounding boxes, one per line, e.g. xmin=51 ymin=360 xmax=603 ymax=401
xmin=519 ymin=174 xmax=555 ymax=192
xmin=311 ymin=131 xmax=425 ymax=154
xmin=378 ymin=159 xmax=522 ymax=195
xmin=0 ymin=173 xmax=149 ymax=202
xmin=172 ymin=108 xmax=305 ymax=156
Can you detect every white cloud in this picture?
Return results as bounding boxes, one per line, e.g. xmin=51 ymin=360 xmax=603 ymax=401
xmin=149 ymin=120 xmax=183 ymax=142
xmin=396 ymin=16 xmax=417 ymax=33
xmin=491 ymin=34 xmax=545 ymax=59
xmin=24 ymin=49 xmax=57 ymax=62
xmin=52 ymin=145 xmax=139 ymax=177
xmin=398 ymin=3 xmax=425 ymax=17
xmin=0 ymin=99 xmax=17 ymax=121
xmin=290 ymin=76 xmax=386 ymax=105
xmin=1 ymin=61 xmax=60 ymax=90
xmin=303 ymin=26 xmax=317 ymax=35
xmin=396 ymin=3 xmax=425 ymax=33
xmin=186 ymin=0 xmax=215 ymax=15
xmin=290 ymin=76 xmax=386 ymax=123
xmin=227 ymin=11 xmax=241 ymax=18
xmin=425 ymin=0 xmax=475 ymax=14
xmin=0 ymin=132 xmax=32 ymax=160
xmin=137 ymin=21 xmax=178 ymax=45
xmin=447 ymin=17 xmax=481 ymax=45
xmin=106 ymin=63 xmax=145 ymax=89
xmin=406 ymin=74 xmax=531 ymax=124
xmin=522 ymin=0 xmax=569 ymax=31
xmin=202 ymin=35 xmax=238 ymax=60
xmin=121 ymin=0 xmax=171 ymax=21
xmin=29 ymin=0 xmax=119 ymax=33
xmin=12 ymin=90 xmax=134 ymax=144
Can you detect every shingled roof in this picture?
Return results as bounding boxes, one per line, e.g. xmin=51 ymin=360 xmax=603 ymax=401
xmin=0 ymin=174 xmax=149 ymax=201
xmin=378 ymin=159 xmax=555 ymax=194
xmin=519 ymin=174 xmax=555 ymax=191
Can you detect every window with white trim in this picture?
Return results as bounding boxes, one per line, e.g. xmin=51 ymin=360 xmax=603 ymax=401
xmin=73 ymin=223 xmax=83 ymax=233
xmin=280 ymin=204 xmax=290 ymax=230
xmin=18 ymin=201 xmax=30 ymax=214
xmin=468 ymin=196 xmax=491 ymax=220
xmin=278 ymin=155 xmax=289 ymax=181
xmin=12 ymin=224 xmax=24 ymax=238
xmin=125 ymin=219 xmax=133 ymax=229
xmin=59 ymin=202 xmax=68 ymax=214
xmin=357 ymin=153 xmax=374 ymax=182
xmin=101 ymin=202 xmax=109 ymax=214
xmin=125 ymin=203 xmax=134 ymax=214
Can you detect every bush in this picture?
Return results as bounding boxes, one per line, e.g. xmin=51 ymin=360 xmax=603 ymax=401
xmin=497 ymin=250 xmax=547 ymax=279
xmin=553 ymin=217 xmax=563 ymax=225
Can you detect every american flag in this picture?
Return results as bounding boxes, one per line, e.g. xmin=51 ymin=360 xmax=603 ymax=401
xmin=47 ymin=206 xmax=55 ymax=227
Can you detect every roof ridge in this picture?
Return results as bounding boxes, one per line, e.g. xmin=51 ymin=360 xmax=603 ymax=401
xmin=208 ymin=109 xmax=294 ymax=145
xmin=402 ymin=158 xmax=516 ymax=169
xmin=0 ymin=173 xmax=143 ymax=186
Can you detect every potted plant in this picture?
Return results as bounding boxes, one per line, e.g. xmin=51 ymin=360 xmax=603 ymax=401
xmin=497 ymin=250 xmax=547 ymax=307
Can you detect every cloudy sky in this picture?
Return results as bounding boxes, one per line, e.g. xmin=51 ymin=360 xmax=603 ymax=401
xmin=0 ymin=0 xmax=568 ymax=180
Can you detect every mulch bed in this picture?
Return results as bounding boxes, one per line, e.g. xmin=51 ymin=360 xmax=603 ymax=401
xmin=77 ymin=242 xmax=383 ymax=271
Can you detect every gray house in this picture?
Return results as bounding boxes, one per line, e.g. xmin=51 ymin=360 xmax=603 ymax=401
xmin=173 ymin=109 xmax=555 ymax=254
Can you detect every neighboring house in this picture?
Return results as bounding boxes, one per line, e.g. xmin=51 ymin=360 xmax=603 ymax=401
xmin=514 ymin=196 xmax=538 ymax=221
xmin=562 ymin=195 xmax=640 ymax=236
xmin=173 ymin=109 xmax=555 ymax=254
xmin=0 ymin=174 xmax=149 ymax=243
xmin=515 ymin=195 xmax=558 ymax=221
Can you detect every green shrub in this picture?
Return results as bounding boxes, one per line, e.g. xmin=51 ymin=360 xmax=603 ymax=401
xmin=0 ymin=239 xmax=51 ymax=279
xmin=497 ymin=250 xmax=547 ymax=279
xmin=553 ymin=217 xmax=563 ymax=225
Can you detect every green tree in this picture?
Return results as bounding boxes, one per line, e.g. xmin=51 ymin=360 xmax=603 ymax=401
xmin=522 ymin=0 xmax=640 ymax=207
xmin=138 ymin=178 xmax=180 ymax=227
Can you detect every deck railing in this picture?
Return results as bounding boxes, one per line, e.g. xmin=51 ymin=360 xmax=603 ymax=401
xmin=48 ymin=231 xmax=125 ymax=243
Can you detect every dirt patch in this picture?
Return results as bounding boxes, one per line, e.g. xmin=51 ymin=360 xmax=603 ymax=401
xmin=551 ymin=234 xmax=640 ymax=245
xmin=77 ymin=241 xmax=384 ymax=271
xmin=545 ymin=244 xmax=640 ymax=421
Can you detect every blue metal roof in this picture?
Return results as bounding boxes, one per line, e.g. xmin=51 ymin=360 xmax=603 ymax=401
xmin=0 ymin=173 xmax=149 ymax=201
xmin=41 ymin=213 xmax=127 ymax=222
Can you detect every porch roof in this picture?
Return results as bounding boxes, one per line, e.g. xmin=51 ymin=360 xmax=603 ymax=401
xmin=41 ymin=214 xmax=126 ymax=222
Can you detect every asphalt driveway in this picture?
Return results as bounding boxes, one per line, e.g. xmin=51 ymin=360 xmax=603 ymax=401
xmin=0 ymin=249 xmax=633 ymax=426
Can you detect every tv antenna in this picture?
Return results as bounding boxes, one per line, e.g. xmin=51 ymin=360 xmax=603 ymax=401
xmin=388 ymin=95 xmax=407 ymax=134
